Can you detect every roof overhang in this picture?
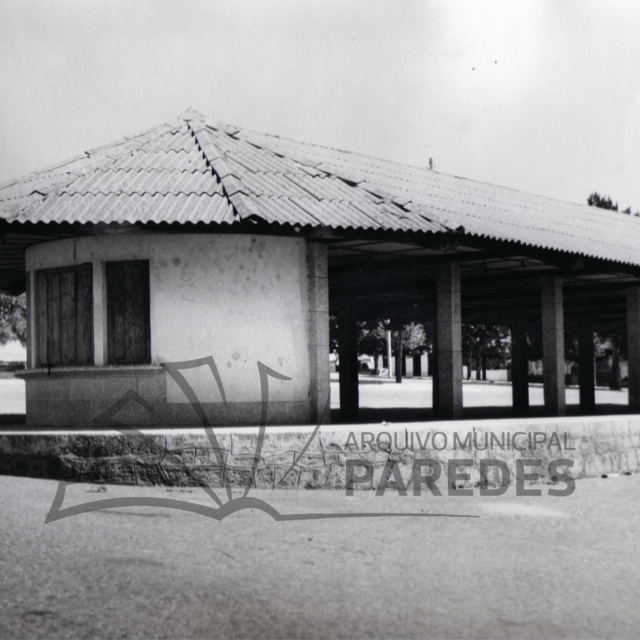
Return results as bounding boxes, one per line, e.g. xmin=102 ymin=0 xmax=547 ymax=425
xmin=2 ymin=219 xmax=638 ymax=333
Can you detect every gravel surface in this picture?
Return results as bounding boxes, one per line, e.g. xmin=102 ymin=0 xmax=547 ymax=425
xmin=1 ymin=473 xmax=639 ymax=638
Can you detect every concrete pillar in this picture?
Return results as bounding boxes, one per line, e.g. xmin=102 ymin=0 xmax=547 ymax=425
xmin=307 ymin=243 xmax=331 ymax=423
xmin=395 ymin=329 xmax=403 ymax=383
xmin=541 ymin=276 xmax=566 ymax=416
xmin=579 ymin=314 xmax=595 ymax=414
xmin=26 ymin=270 xmax=36 ymax=369
xmin=627 ymin=287 xmax=640 ymax=411
xmin=434 ymin=262 xmax=463 ymax=419
xmin=386 ymin=329 xmax=393 ymax=377
xmin=405 ymin=354 xmax=414 ymax=378
xmin=610 ymin=334 xmax=621 ymax=390
xmin=92 ymin=261 xmax=108 ymax=367
xmin=338 ymin=304 xmax=359 ymax=422
xmin=432 ymin=316 xmax=439 ymax=415
xmin=420 ymin=352 xmax=428 ymax=378
xmin=510 ymin=310 xmax=529 ymax=416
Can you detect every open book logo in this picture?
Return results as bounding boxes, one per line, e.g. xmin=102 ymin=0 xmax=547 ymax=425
xmin=46 ymin=357 xmax=476 ymax=524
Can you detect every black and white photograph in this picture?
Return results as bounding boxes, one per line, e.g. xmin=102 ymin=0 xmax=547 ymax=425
xmin=1 ymin=1 xmax=640 ymax=638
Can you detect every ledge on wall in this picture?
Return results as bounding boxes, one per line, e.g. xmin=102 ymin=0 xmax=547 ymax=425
xmin=15 ymin=365 xmax=164 ymax=379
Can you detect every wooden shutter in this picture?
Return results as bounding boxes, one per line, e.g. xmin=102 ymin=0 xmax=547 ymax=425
xmin=106 ymin=261 xmax=150 ymax=365
xmin=35 ymin=264 xmax=93 ymax=367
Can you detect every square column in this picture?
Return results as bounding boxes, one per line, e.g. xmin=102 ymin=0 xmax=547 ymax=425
xmin=92 ymin=261 xmax=108 ymax=366
xmin=420 ymin=352 xmax=428 ymax=377
xmin=541 ymin=276 xmax=566 ymax=416
xmin=579 ymin=314 xmax=595 ymax=414
xmin=338 ymin=302 xmax=359 ymax=422
xmin=26 ymin=270 xmax=36 ymax=369
xmin=432 ymin=317 xmax=439 ymax=414
xmin=434 ymin=262 xmax=463 ymax=419
xmin=395 ymin=329 xmax=403 ymax=383
xmin=510 ymin=310 xmax=529 ymax=416
xmin=307 ymin=243 xmax=331 ymax=423
xmin=627 ymin=287 xmax=640 ymax=411
xmin=405 ymin=354 xmax=414 ymax=378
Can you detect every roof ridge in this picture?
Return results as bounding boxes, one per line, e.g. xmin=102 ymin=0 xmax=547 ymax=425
xmin=0 ymin=120 xmax=185 ymax=192
xmin=0 ymin=154 xmax=93 ymax=191
xmin=193 ymin=121 xmax=414 ymax=223
xmin=184 ymin=120 xmax=246 ymax=219
xmin=83 ymin=121 xmax=179 ymax=158
xmin=179 ymin=107 xmax=208 ymax=123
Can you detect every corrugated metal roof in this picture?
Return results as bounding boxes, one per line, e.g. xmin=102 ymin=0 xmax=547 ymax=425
xmin=36 ymin=193 xmax=236 ymax=225
xmin=62 ymin=169 xmax=221 ymax=197
xmin=236 ymin=126 xmax=640 ymax=265
xmin=1 ymin=108 xmax=639 ymax=266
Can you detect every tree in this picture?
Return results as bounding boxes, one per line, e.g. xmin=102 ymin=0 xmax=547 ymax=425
xmin=356 ymin=319 xmax=387 ymax=358
xmin=358 ymin=320 xmax=430 ymax=360
xmin=587 ymin=192 xmax=618 ymax=211
xmin=588 ymin=191 xmax=638 ymax=216
xmin=0 ymin=294 xmax=27 ymax=345
xmin=330 ymin=317 xmax=431 ymax=368
xmin=395 ymin=322 xmax=429 ymax=354
xmin=462 ymin=324 xmax=509 ymax=380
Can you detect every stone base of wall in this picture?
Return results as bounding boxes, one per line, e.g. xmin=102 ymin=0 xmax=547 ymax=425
xmin=1 ymin=415 xmax=640 ymax=491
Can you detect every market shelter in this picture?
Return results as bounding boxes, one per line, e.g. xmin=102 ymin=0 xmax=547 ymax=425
xmin=1 ymin=109 xmax=639 ymax=427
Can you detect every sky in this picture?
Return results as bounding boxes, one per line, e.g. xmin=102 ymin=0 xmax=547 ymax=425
xmin=2 ymin=0 xmax=640 ymax=209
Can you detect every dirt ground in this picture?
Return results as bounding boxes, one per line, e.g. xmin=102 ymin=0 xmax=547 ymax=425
xmin=1 ymin=473 xmax=639 ymax=639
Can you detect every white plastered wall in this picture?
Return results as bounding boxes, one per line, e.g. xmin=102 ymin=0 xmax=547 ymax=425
xmin=25 ymin=233 xmax=312 ymax=418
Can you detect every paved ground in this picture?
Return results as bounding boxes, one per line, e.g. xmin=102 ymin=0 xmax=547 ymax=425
xmin=328 ymin=375 xmax=630 ymax=422
xmin=1 ymin=473 xmax=640 ymax=638
xmin=0 ymin=378 xmax=25 ymax=415
xmin=329 ymin=375 xmax=629 ymax=409
xmin=0 ymin=377 xmax=629 ymax=418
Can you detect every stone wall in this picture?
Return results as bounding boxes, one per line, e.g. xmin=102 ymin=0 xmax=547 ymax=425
xmin=1 ymin=415 xmax=639 ymax=491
